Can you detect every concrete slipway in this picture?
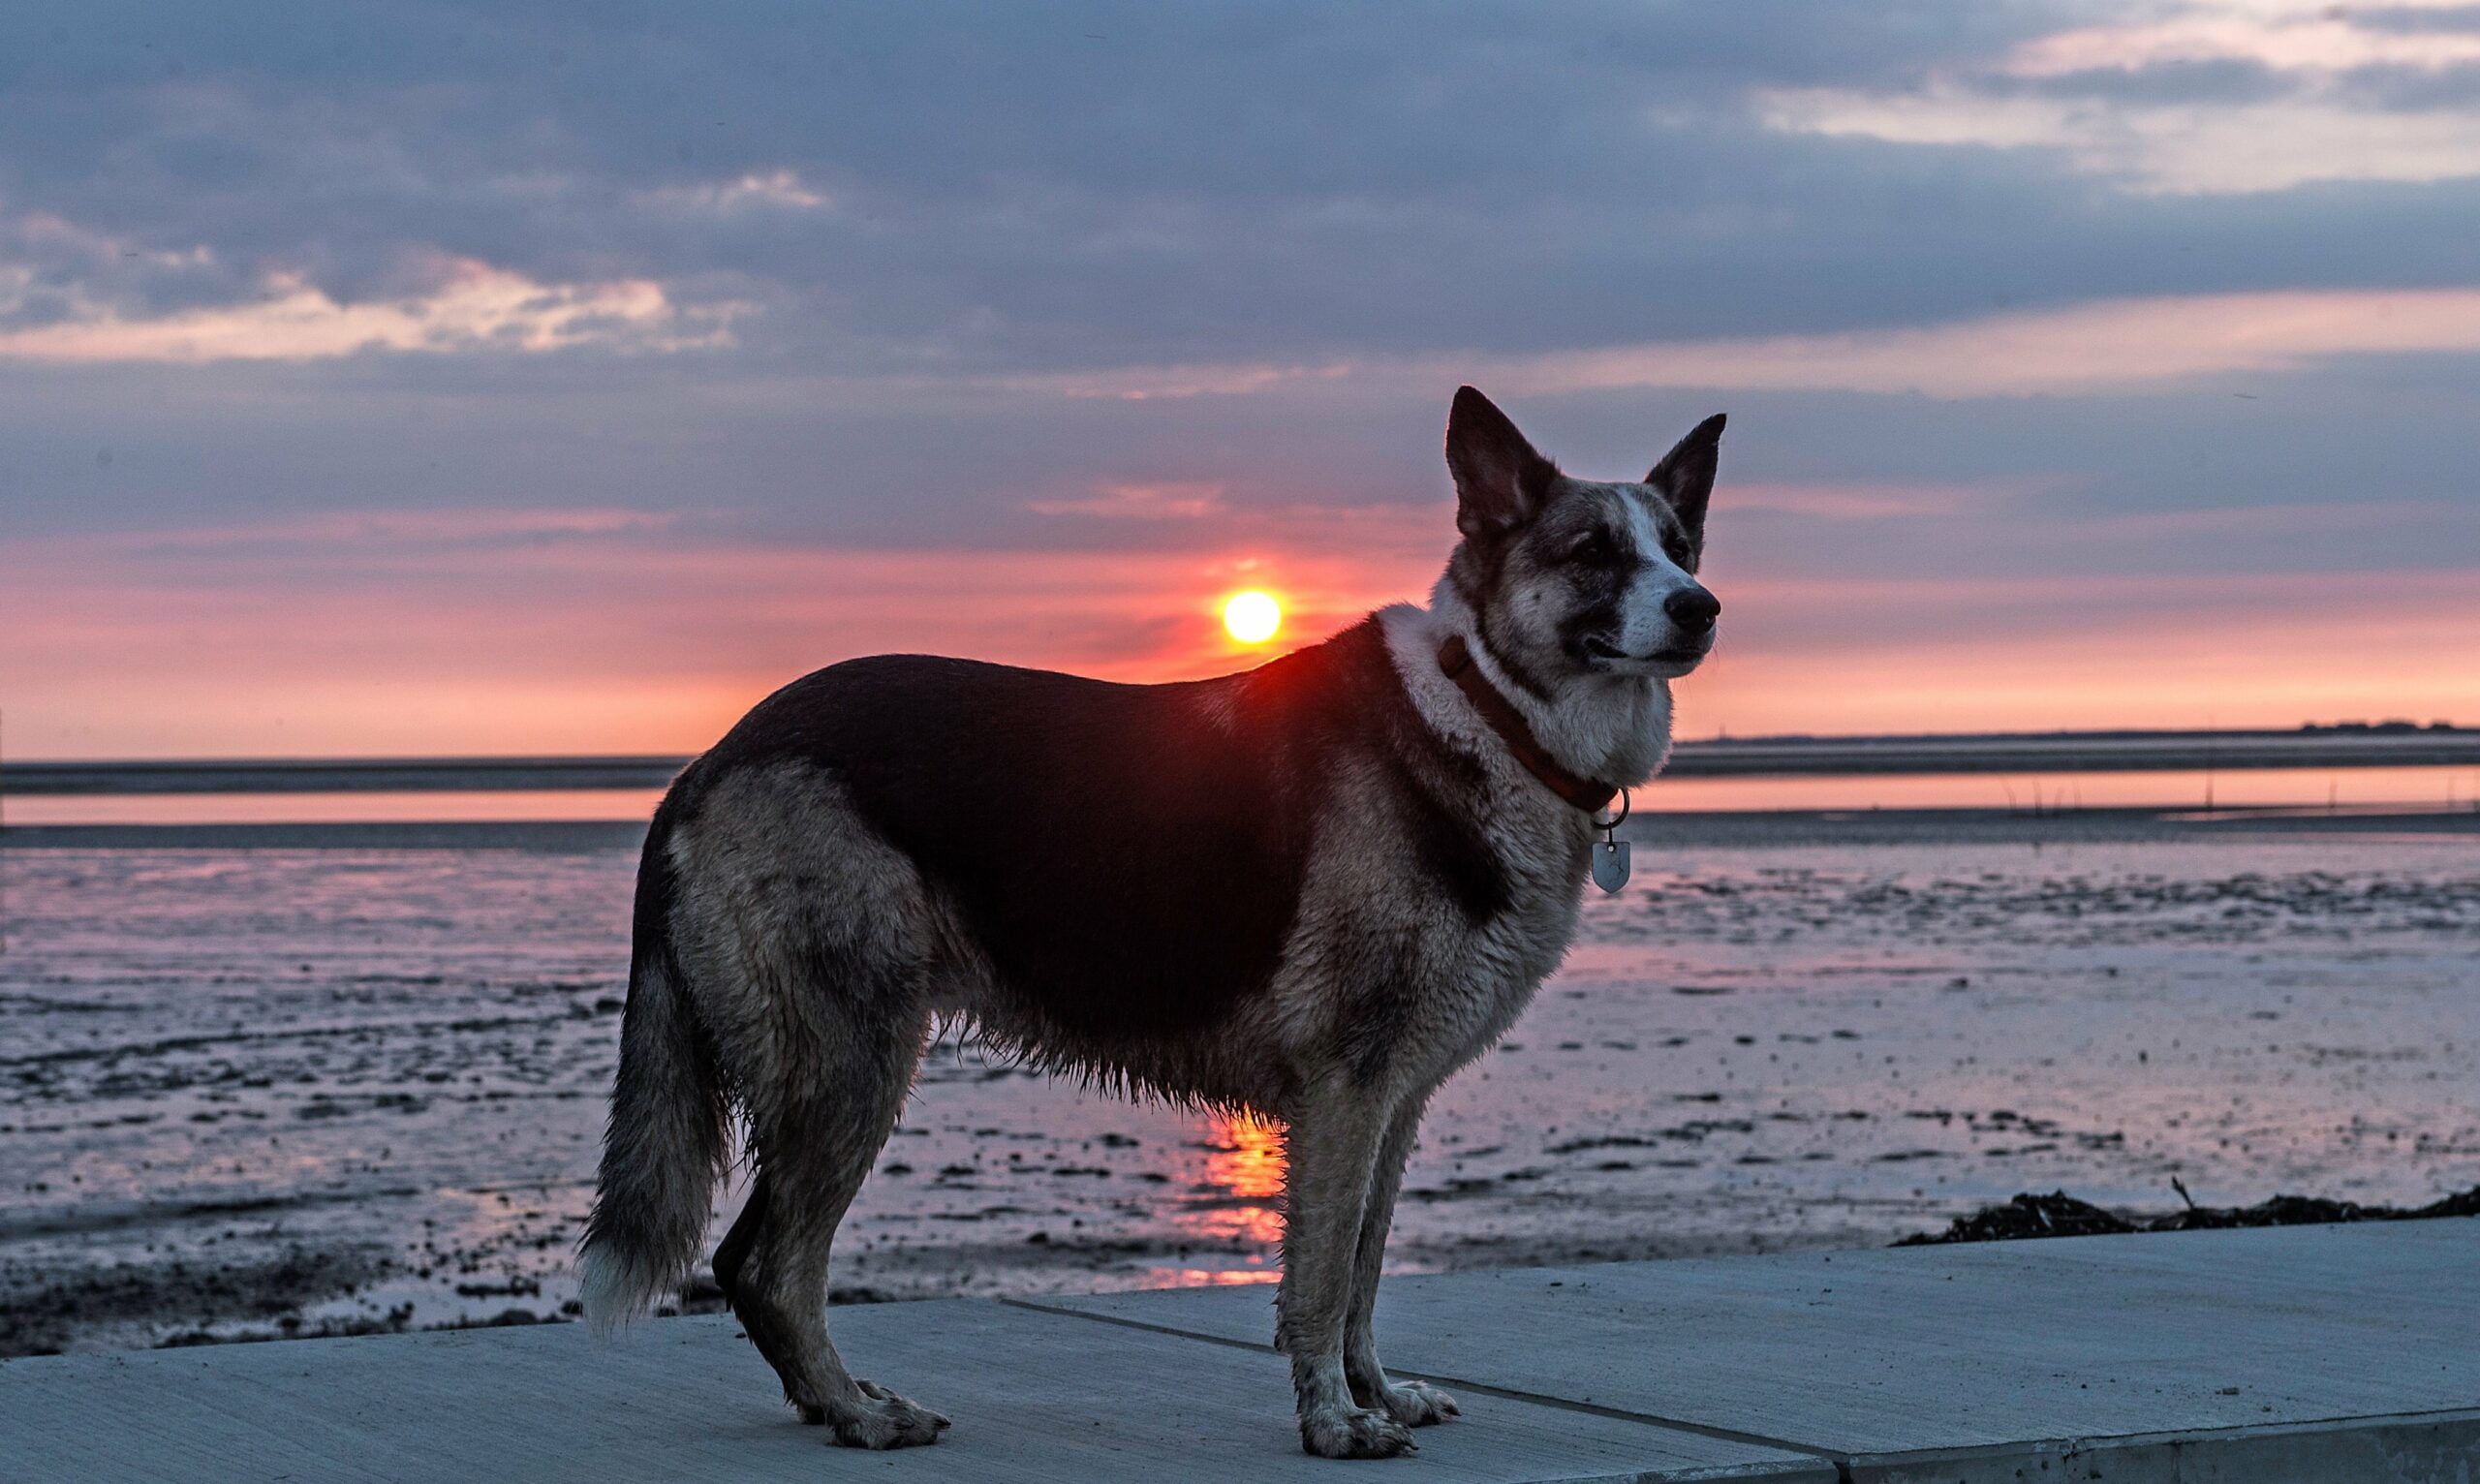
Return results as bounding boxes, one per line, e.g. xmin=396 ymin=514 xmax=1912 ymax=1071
xmin=5 ymin=1221 xmax=2474 ymax=1483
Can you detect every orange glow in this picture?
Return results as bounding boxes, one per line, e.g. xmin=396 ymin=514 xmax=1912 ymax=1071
xmin=1153 ymin=1267 xmax=1282 ymax=1287
xmin=1222 ymin=590 xmax=1282 ymax=644
xmin=1180 ymin=1110 xmax=1287 ymax=1248
xmin=2 ymin=510 xmax=2475 ymax=759
xmin=1207 ymin=1111 xmax=1287 ymax=1200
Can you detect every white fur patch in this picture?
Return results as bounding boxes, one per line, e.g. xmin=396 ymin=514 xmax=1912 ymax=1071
xmin=577 ymin=1243 xmax=652 ymax=1340
xmin=1615 ymin=492 xmax=1700 ymax=660
xmin=1410 ymin=576 xmax=1678 ymax=789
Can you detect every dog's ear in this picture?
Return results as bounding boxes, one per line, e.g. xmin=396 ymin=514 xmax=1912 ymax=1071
xmin=1447 ymin=386 xmax=1556 ymax=540
xmin=1647 ymin=413 xmax=1726 ymax=546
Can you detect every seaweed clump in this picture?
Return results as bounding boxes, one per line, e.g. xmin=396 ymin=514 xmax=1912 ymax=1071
xmin=1898 ymin=1184 xmax=2480 ymax=1247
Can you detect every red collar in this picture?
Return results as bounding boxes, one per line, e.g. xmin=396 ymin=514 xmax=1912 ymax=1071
xmin=1436 ymin=634 xmax=1620 ymax=815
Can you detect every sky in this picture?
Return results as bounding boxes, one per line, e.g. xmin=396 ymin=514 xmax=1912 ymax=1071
xmin=2 ymin=0 xmax=2477 ymax=758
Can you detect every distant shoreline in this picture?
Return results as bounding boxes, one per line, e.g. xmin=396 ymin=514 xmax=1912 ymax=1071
xmin=3 ymin=804 xmax=2473 ymax=850
xmin=6 ymin=727 xmax=2480 ymax=795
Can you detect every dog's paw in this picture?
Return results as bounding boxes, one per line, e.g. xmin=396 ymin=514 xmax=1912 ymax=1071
xmin=1375 ymin=1378 xmax=1459 ymax=1427
xmin=815 ymin=1381 xmax=951 ymax=1449
xmin=1299 ymin=1405 xmax=1417 ymax=1459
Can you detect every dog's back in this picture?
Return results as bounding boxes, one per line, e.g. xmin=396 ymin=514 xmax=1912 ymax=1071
xmin=691 ymin=646 xmax=1318 ymax=1043
xmin=668 ymin=614 xmax=1495 ymax=1038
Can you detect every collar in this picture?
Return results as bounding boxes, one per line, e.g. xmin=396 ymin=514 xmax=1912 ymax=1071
xmin=1436 ymin=634 xmax=1620 ymax=815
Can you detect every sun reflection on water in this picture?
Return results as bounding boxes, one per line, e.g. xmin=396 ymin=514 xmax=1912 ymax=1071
xmin=1171 ymin=1109 xmax=1287 ymax=1255
xmin=1209 ymin=1111 xmax=1286 ymax=1201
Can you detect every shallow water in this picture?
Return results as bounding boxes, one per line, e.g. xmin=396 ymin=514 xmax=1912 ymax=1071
xmin=2 ymin=836 xmax=2474 ymax=1352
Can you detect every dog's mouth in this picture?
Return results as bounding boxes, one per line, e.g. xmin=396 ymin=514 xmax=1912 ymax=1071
xmin=1582 ymin=635 xmax=1710 ymax=669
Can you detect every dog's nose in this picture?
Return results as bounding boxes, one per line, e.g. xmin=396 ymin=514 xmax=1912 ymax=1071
xmin=1664 ymin=587 xmax=1720 ymax=634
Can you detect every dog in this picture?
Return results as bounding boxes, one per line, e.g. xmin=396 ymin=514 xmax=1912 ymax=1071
xmin=579 ymin=386 xmax=1723 ymax=1458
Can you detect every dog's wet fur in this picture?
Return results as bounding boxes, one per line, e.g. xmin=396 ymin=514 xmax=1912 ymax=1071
xmin=581 ymin=386 xmax=1723 ymax=1457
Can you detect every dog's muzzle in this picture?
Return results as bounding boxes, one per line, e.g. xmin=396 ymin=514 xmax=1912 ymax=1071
xmin=1583 ymin=585 xmax=1720 ymax=668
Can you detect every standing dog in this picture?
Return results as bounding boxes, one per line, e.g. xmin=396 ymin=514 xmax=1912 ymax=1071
xmin=580 ymin=386 xmax=1723 ymax=1459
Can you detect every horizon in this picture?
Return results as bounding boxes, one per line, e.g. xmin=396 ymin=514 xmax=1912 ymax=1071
xmin=5 ymin=3 xmax=2479 ymax=756
xmin=4 ymin=715 xmax=2475 ymax=770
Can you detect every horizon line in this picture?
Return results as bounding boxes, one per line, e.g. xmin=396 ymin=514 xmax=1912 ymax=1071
xmin=5 ymin=723 xmax=2477 ymax=792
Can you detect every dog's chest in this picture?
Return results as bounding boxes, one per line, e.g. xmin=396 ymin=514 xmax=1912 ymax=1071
xmin=1415 ymin=823 xmax=1591 ymax=1071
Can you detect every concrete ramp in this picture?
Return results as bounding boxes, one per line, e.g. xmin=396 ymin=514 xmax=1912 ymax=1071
xmin=1042 ymin=1220 xmax=2480 ymax=1481
xmin=6 ymin=1221 xmax=2475 ymax=1482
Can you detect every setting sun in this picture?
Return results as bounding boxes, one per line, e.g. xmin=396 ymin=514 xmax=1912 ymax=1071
xmin=1223 ymin=590 xmax=1282 ymax=644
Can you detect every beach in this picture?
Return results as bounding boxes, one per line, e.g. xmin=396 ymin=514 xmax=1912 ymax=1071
xmin=4 ymin=819 xmax=2476 ymax=1355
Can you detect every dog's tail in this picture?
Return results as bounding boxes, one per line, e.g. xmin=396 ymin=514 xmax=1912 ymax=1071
xmin=578 ymin=796 xmax=730 ymax=1338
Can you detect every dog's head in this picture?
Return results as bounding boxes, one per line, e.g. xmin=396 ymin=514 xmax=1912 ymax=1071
xmin=1442 ymin=385 xmax=1723 ymax=689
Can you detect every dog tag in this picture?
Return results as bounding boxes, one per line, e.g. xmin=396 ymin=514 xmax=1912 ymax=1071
xmin=1591 ymin=836 xmax=1631 ymax=893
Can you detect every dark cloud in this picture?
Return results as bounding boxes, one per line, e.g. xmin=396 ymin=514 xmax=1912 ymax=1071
xmin=2335 ymin=59 xmax=2480 ymax=109
xmin=2004 ymin=57 xmax=2296 ymax=107
xmin=1 ymin=0 xmax=2476 ymax=619
xmin=9 ymin=0 xmax=2471 ymax=374
xmin=2345 ymin=5 xmax=2480 ymax=36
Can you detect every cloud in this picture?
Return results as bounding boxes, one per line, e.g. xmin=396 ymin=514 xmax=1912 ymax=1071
xmin=1760 ymin=0 xmax=2480 ymax=192
xmin=1008 ymin=362 xmax=1354 ymax=402
xmin=6 ymin=1 xmax=2476 ymax=379
xmin=1761 ymin=84 xmax=2480 ymax=193
xmin=1028 ymin=481 xmax=1227 ymax=518
xmin=637 ymin=170 xmax=830 ymax=214
xmin=995 ymin=287 xmax=2480 ymax=400
xmin=1490 ymin=287 xmax=2480 ymax=394
xmin=125 ymin=507 xmax=678 ymax=553
xmin=0 ymin=4 xmax=2143 ymax=370
xmin=1724 ymin=482 xmax=1996 ymax=519
xmin=0 ymin=251 xmax=734 ymax=364
xmin=2009 ymin=5 xmax=2480 ymax=77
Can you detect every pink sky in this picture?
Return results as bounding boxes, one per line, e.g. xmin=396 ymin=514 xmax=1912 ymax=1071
xmin=5 ymin=504 xmax=2471 ymax=759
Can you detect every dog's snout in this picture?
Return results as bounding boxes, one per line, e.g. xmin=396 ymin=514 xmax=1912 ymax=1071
xmin=1664 ymin=587 xmax=1720 ymax=634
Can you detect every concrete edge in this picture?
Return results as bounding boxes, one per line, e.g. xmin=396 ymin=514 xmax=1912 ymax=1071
xmin=1003 ymin=1295 xmax=1848 ymax=1478
xmin=1009 ymin=1289 xmax=2480 ymax=1483
xmin=1843 ymin=1407 xmax=2480 ymax=1484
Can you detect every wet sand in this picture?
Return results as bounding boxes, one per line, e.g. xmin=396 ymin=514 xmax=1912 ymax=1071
xmin=3 ymin=824 xmax=2475 ymax=1353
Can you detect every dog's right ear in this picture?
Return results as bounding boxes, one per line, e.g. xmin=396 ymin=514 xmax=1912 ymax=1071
xmin=1446 ymin=386 xmax=1556 ymax=540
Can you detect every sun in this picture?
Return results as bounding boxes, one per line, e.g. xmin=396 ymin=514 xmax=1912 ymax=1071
xmin=1223 ymin=590 xmax=1282 ymax=644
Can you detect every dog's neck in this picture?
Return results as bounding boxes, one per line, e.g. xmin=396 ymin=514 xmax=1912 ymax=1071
xmin=1410 ymin=578 xmax=1676 ymax=793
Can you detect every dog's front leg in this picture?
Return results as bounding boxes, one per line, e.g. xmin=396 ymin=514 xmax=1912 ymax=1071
xmin=1277 ymin=1084 xmax=1415 ymax=1459
xmin=1343 ymin=1096 xmax=1458 ymax=1428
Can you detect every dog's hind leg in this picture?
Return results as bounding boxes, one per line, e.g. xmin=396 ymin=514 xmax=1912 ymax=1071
xmin=705 ymin=943 xmax=946 ymax=1448
xmin=1343 ymin=1095 xmax=1459 ymax=1428
xmin=1276 ymin=1082 xmax=1414 ymax=1459
xmin=709 ymin=1170 xmax=768 ymax=1307
xmin=668 ymin=773 xmax=953 ymax=1448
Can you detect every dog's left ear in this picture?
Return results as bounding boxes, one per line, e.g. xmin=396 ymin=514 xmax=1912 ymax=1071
xmin=1647 ymin=413 xmax=1726 ymax=548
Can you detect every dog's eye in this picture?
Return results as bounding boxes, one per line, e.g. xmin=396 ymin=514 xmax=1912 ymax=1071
xmin=1663 ymin=537 xmax=1693 ymax=566
xmin=1568 ymin=531 xmax=1619 ymax=565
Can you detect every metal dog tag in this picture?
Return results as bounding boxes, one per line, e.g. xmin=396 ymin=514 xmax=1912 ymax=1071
xmin=1591 ymin=836 xmax=1631 ymax=893
xmin=1590 ymin=788 xmax=1633 ymax=894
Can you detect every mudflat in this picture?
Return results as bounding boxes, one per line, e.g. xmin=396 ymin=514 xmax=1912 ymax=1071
xmin=3 ymin=823 xmax=2474 ymax=1353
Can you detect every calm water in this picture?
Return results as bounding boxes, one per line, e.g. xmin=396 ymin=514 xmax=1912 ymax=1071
xmin=3 ymin=835 xmax=2476 ymax=1352
xmin=11 ymin=761 xmax=2480 ymax=824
